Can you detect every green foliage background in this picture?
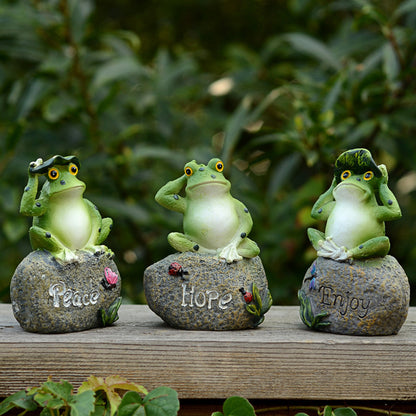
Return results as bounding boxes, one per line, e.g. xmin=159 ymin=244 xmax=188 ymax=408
xmin=1 ymin=0 xmax=416 ymax=305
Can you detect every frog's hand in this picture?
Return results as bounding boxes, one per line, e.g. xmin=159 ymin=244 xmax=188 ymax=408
xmin=310 ymin=178 xmax=337 ymax=220
xmin=376 ymin=167 xmax=401 ymax=221
xmin=20 ymin=169 xmax=48 ymax=217
xmin=307 ymin=228 xmax=326 ymax=252
xmin=317 ymin=237 xmax=351 ymax=261
xmin=83 ymin=199 xmax=112 ymax=247
xmin=29 ymin=226 xmax=78 ymax=263
xmin=155 ymin=175 xmax=187 ymax=214
xmin=96 ymin=217 xmax=113 ymax=245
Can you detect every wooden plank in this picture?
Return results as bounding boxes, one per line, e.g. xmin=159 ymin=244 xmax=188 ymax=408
xmin=0 ymin=304 xmax=415 ymax=401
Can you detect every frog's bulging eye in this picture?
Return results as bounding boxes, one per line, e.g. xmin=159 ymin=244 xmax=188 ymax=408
xmin=215 ymin=161 xmax=224 ymax=172
xmin=184 ymin=166 xmax=193 ymax=177
xmin=48 ymin=168 xmax=59 ymax=180
xmin=363 ymin=171 xmax=374 ymax=181
xmin=341 ymin=170 xmax=351 ymax=181
xmin=69 ymin=163 xmax=78 ymax=176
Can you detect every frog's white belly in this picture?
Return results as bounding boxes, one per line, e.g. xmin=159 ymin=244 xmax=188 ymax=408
xmin=325 ymin=201 xmax=381 ymax=249
xmin=184 ymin=198 xmax=239 ymax=249
xmin=50 ymin=201 xmax=92 ymax=249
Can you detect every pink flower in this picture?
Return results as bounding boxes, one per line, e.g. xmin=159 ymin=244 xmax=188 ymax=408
xmin=104 ymin=267 xmax=118 ymax=285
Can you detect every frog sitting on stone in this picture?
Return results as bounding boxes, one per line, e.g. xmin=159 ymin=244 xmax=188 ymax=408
xmin=307 ymin=148 xmax=401 ymax=261
xmin=155 ymin=158 xmax=259 ymax=263
xmin=20 ymin=155 xmax=113 ymax=263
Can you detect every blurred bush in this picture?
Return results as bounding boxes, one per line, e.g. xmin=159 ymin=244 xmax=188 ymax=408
xmin=0 ymin=0 xmax=415 ymax=305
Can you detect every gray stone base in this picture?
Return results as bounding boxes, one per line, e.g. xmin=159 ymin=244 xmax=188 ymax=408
xmin=10 ymin=250 xmax=121 ymax=333
xmin=144 ymin=252 xmax=271 ymax=330
xmin=299 ymin=255 xmax=410 ymax=335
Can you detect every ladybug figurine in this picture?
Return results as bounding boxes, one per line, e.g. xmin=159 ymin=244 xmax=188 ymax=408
xmin=239 ymin=287 xmax=253 ymax=303
xmin=168 ymin=262 xmax=189 ymax=278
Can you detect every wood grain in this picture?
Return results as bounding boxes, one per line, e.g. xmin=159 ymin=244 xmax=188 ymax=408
xmin=1 ymin=304 xmax=415 ymax=401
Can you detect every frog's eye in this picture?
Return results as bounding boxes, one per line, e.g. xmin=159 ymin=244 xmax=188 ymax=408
xmin=69 ymin=163 xmax=78 ymax=176
xmin=184 ymin=166 xmax=193 ymax=177
xmin=215 ymin=160 xmax=224 ymax=172
xmin=341 ymin=170 xmax=351 ymax=181
xmin=48 ymin=168 xmax=60 ymax=180
xmin=363 ymin=171 xmax=374 ymax=181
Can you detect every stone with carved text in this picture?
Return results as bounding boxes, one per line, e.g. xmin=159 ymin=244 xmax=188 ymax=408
xmin=299 ymin=255 xmax=409 ymax=335
xmin=144 ymin=252 xmax=271 ymax=330
xmin=10 ymin=250 xmax=121 ymax=333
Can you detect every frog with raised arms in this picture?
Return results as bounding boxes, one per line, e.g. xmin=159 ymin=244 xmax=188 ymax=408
xmin=307 ymin=148 xmax=401 ymax=261
xmin=20 ymin=155 xmax=113 ymax=263
xmin=155 ymin=158 xmax=259 ymax=263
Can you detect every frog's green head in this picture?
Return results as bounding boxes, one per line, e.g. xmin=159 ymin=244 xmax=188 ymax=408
xmin=31 ymin=155 xmax=85 ymax=198
xmin=184 ymin=158 xmax=230 ymax=197
xmin=333 ymin=148 xmax=382 ymax=200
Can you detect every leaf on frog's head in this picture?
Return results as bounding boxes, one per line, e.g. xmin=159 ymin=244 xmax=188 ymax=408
xmin=334 ymin=148 xmax=381 ymax=183
xmin=29 ymin=155 xmax=80 ymax=174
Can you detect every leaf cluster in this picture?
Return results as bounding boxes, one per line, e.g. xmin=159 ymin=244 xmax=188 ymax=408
xmin=0 ymin=376 xmax=179 ymax=416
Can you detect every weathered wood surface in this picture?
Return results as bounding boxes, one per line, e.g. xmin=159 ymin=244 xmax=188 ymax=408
xmin=1 ymin=304 xmax=415 ymax=401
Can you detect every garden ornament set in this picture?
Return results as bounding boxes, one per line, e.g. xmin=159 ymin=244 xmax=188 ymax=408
xmin=9 ymin=148 xmax=409 ymax=335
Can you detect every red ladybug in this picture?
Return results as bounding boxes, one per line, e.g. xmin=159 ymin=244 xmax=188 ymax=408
xmin=168 ymin=262 xmax=189 ymax=278
xmin=239 ymin=287 xmax=253 ymax=303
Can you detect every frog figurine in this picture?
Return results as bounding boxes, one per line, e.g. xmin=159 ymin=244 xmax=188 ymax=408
xmin=20 ymin=155 xmax=113 ymax=263
xmin=10 ymin=155 xmax=121 ymax=333
xmin=298 ymin=148 xmax=409 ymax=336
xmin=307 ymin=148 xmax=401 ymax=261
xmin=155 ymin=158 xmax=260 ymax=263
xmin=144 ymin=158 xmax=272 ymax=330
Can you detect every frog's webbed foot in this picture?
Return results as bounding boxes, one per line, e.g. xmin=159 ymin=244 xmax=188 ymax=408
xmin=219 ymin=243 xmax=243 ymax=263
xmin=84 ymin=245 xmax=114 ymax=259
xmin=317 ymin=237 xmax=351 ymax=262
xmin=53 ymin=248 xmax=79 ymax=264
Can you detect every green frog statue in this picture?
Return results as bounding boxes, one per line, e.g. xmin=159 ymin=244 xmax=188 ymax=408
xmin=144 ymin=158 xmax=272 ymax=330
xmin=20 ymin=155 xmax=114 ymax=263
xmin=299 ymin=148 xmax=409 ymax=335
xmin=155 ymin=158 xmax=259 ymax=263
xmin=10 ymin=155 xmax=121 ymax=333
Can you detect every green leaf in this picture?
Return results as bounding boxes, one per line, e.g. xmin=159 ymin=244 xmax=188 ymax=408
xmin=117 ymin=391 xmax=143 ymax=416
xmin=221 ymin=96 xmax=252 ymax=166
xmin=284 ymin=33 xmax=341 ymax=70
xmin=141 ymin=386 xmax=179 ymax=416
xmin=323 ymin=405 xmax=333 ymax=416
xmin=91 ymin=56 xmax=146 ymax=91
xmin=0 ymin=390 xmax=37 ymax=414
xmin=119 ymin=387 xmax=179 ymax=416
xmin=70 ymin=390 xmax=95 ymax=416
xmin=69 ymin=0 xmax=94 ymax=44
xmin=211 ymin=412 xmax=224 ymax=416
xmin=222 ymin=396 xmax=255 ymax=416
xmin=294 ymin=413 xmax=310 ymax=416
xmin=42 ymin=380 xmax=74 ymax=402
xmin=393 ymin=0 xmax=416 ymax=18
xmin=333 ymin=408 xmax=357 ymax=416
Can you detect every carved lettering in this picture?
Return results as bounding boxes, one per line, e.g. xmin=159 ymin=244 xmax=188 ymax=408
xmin=181 ymin=284 xmax=232 ymax=310
xmin=319 ymin=285 xmax=371 ymax=318
xmin=48 ymin=281 xmax=100 ymax=308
